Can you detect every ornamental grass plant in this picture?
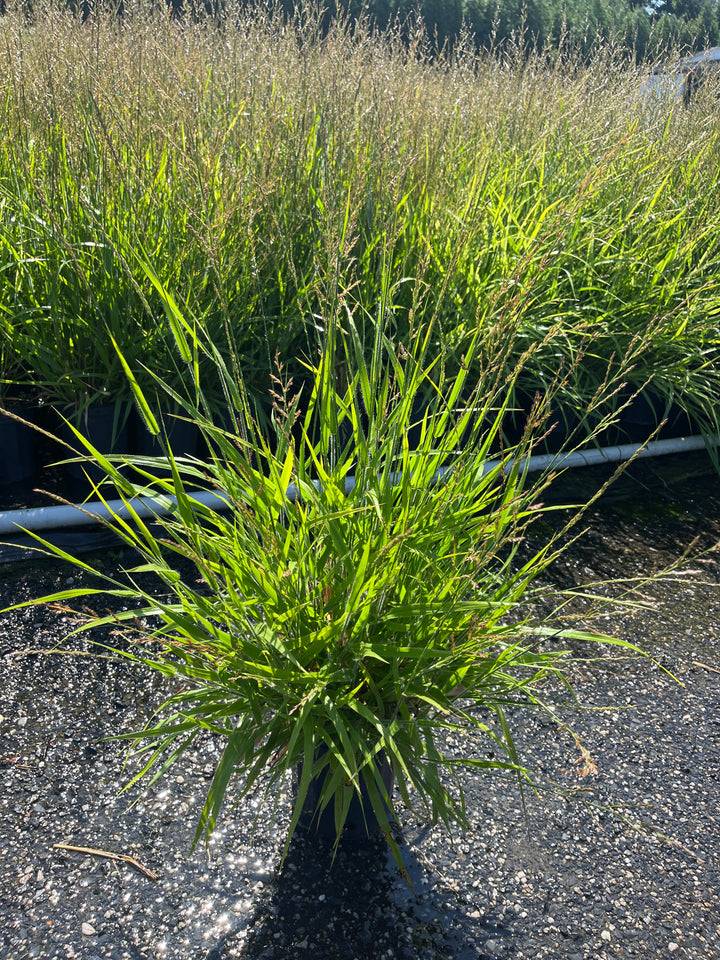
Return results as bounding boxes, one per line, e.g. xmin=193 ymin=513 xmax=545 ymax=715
xmin=4 ymin=249 xmax=654 ymax=875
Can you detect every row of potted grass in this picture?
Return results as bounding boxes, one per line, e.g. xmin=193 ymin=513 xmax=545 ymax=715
xmin=1 ymin=4 xmax=720 ymax=481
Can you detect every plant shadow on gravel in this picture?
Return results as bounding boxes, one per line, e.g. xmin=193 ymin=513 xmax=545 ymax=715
xmin=230 ymin=827 xmax=486 ymax=960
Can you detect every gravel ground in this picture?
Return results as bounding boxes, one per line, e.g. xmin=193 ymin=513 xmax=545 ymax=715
xmin=0 ymin=454 xmax=719 ymax=960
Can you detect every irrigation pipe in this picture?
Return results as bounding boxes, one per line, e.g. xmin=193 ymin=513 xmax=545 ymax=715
xmin=0 ymin=433 xmax=716 ymax=538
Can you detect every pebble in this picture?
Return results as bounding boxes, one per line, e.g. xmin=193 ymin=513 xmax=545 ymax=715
xmin=81 ymin=922 xmax=97 ymax=936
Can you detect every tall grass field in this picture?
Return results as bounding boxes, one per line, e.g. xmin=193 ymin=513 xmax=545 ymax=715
xmin=1 ymin=1 xmax=719 ymax=446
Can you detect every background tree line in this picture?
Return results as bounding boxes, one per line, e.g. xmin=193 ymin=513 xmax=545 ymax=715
xmin=6 ymin=0 xmax=720 ymax=59
xmin=266 ymin=0 xmax=720 ymax=58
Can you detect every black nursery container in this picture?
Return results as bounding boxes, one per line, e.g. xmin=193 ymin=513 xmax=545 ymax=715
xmin=0 ymin=405 xmax=36 ymax=485
xmin=620 ymin=392 xmax=693 ymax=443
xmin=294 ymin=750 xmax=395 ymax=842
xmin=132 ymin=407 xmax=201 ymax=479
xmin=59 ymin=401 xmax=132 ymax=483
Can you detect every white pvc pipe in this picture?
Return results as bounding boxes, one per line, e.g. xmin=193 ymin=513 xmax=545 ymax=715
xmin=511 ymin=432 xmax=716 ymax=474
xmin=0 ymin=433 xmax=716 ymax=537
xmin=0 ymin=489 xmax=231 ymax=536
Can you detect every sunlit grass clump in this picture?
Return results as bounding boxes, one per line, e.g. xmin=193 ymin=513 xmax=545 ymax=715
xmin=7 ymin=286 xmax=651 ymax=873
xmin=0 ymin=0 xmax=719 ymax=441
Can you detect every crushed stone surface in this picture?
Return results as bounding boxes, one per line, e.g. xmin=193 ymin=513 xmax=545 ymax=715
xmin=0 ymin=454 xmax=719 ymax=960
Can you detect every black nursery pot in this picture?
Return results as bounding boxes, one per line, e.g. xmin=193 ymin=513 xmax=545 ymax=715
xmin=59 ymin=401 xmax=132 ymax=483
xmin=504 ymin=388 xmax=579 ymax=453
xmin=294 ymin=750 xmax=395 ymax=842
xmin=0 ymin=404 xmax=36 ymax=485
xmin=132 ymin=408 xmax=201 ymax=478
xmin=620 ymin=392 xmax=693 ymax=444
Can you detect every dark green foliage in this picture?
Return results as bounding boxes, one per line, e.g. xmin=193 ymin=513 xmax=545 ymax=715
xmin=5 ymin=0 xmax=719 ymax=56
